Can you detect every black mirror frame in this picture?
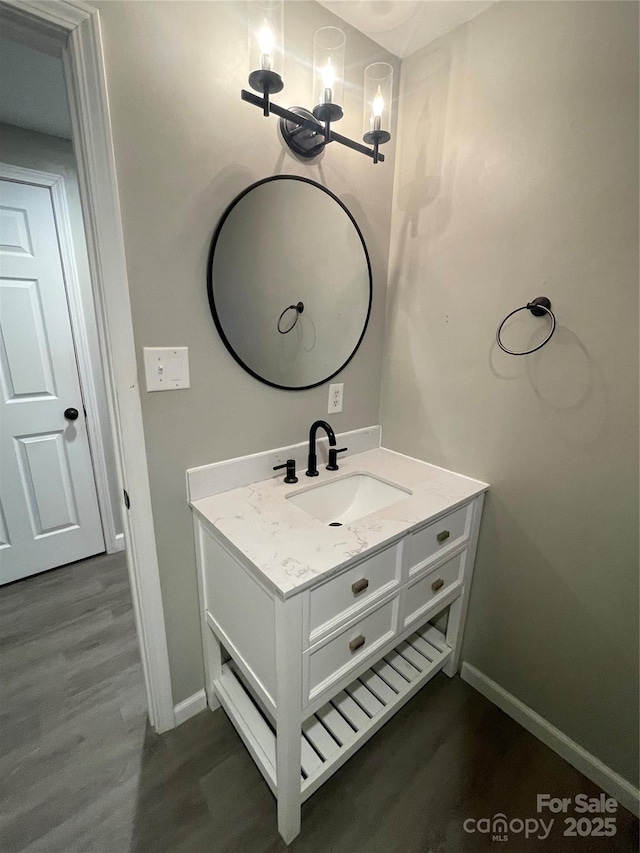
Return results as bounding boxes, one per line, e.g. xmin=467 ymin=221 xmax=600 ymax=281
xmin=206 ymin=175 xmax=373 ymax=391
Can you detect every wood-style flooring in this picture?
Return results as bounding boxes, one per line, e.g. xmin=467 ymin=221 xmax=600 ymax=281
xmin=1 ymin=552 xmax=637 ymax=852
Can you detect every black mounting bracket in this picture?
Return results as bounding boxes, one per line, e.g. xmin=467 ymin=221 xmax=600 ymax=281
xmin=241 ymin=90 xmax=384 ymax=163
xmin=527 ymin=296 xmax=551 ymax=317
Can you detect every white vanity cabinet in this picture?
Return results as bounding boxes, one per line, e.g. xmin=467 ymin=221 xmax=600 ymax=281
xmin=191 ymin=459 xmax=485 ymax=846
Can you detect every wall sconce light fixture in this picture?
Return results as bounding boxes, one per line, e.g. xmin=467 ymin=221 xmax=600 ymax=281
xmin=242 ymin=4 xmax=392 ymax=164
xmin=363 ymin=62 xmax=393 ymax=165
xmin=247 ymin=0 xmax=284 ymax=117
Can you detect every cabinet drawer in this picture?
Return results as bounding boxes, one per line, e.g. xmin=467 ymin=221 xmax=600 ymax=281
xmin=308 ymin=543 xmax=400 ymax=641
xmin=307 ymin=598 xmax=397 ymax=700
xmin=409 ymin=503 xmax=469 ymax=576
xmin=404 ymin=552 xmax=463 ymax=627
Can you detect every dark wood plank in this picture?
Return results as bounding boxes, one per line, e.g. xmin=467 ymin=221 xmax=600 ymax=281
xmin=1 ymin=552 xmax=637 ymax=852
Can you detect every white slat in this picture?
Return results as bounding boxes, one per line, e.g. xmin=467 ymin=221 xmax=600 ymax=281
xmin=345 ymin=679 xmax=384 ymax=718
xmin=383 ymin=649 xmax=421 ymax=682
xmin=407 ymin=632 xmax=439 ymax=661
xmin=302 ymin=716 xmax=339 ymax=761
xmin=215 ymin=668 xmax=276 ymax=770
xmin=300 ymin=736 xmax=323 ymax=778
xmin=396 ymin=640 xmax=430 ymax=672
xmin=371 ymin=658 xmax=410 ymax=693
xmin=359 ymin=670 xmax=397 ymax=705
xmin=331 ymin=690 xmax=370 ymax=731
xmin=418 ymin=624 xmax=448 ymax=652
xmin=316 ymin=703 xmax=356 ymax=747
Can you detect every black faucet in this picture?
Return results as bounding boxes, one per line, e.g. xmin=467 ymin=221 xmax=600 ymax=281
xmin=306 ymin=420 xmax=336 ymax=477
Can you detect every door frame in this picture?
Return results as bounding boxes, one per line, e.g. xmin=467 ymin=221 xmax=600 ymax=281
xmin=0 ymin=0 xmax=175 ymax=731
xmin=0 ymin=161 xmax=122 ymax=555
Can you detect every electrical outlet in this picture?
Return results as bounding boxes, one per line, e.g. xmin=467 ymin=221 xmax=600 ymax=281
xmin=328 ymin=382 xmax=343 ymax=413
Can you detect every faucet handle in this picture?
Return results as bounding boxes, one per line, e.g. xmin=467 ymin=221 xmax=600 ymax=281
xmin=327 ymin=447 xmax=348 ymax=471
xmin=273 ymin=459 xmax=298 ymax=483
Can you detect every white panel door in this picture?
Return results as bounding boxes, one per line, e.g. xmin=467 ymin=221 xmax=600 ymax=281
xmin=0 ymin=178 xmax=104 ymax=584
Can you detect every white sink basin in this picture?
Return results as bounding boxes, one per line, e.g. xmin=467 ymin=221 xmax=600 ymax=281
xmin=287 ymin=473 xmax=412 ymax=525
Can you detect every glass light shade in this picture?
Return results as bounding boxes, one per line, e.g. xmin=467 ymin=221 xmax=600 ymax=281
xmin=363 ymin=62 xmax=393 ymax=139
xmin=248 ymin=1 xmax=284 ymax=78
xmin=313 ymin=27 xmax=345 ymax=109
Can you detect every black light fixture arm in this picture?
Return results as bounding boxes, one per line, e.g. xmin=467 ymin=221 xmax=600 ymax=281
xmin=247 ymin=69 xmax=284 ymax=118
xmin=241 ymin=90 xmax=385 ymax=162
xmin=363 ymin=128 xmax=391 ymax=166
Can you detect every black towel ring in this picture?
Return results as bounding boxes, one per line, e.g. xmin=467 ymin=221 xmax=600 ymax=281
xmin=496 ymin=296 xmax=556 ymax=356
xmin=277 ymin=301 xmax=304 ymax=334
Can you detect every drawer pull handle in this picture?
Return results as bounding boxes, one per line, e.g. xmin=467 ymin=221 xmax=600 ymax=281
xmin=349 ymin=635 xmax=365 ymax=653
xmin=437 ymin=530 xmax=450 ymax=544
xmin=431 ymin=578 xmax=445 ymax=592
xmin=351 ymin=578 xmax=369 ymax=596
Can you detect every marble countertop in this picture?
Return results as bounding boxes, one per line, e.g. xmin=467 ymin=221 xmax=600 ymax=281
xmin=191 ymin=447 xmax=488 ymax=599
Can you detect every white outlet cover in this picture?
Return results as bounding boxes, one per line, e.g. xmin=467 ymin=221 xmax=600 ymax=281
xmin=328 ymin=382 xmax=344 ymax=413
xmin=143 ymin=347 xmax=190 ymax=391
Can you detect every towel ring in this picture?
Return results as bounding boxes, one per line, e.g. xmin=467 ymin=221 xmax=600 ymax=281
xmin=496 ymin=296 xmax=556 ymax=356
xmin=277 ymin=301 xmax=304 ymax=334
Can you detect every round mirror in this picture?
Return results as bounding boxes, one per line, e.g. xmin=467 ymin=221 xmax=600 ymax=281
xmin=207 ymin=176 xmax=372 ymax=390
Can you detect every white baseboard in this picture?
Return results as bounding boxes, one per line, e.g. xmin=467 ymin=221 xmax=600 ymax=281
xmin=460 ymin=662 xmax=639 ymax=817
xmin=104 ymin=532 xmax=125 ymax=555
xmin=173 ymin=688 xmax=208 ymax=727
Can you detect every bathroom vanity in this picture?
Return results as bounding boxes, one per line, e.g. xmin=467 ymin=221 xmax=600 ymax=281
xmin=187 ymin=428 xmax=487 ymax=844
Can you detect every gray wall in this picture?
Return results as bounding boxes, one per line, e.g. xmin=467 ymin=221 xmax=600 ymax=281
xmin=0 ymin=122 xmax=123 ymax=538
xmin=0 ymin=37 xmax=72 ymax=139
xmin=92 ymin=0 xmax=399 ymax=704
xmin=380 ymin=0 xmax=639 ymax=784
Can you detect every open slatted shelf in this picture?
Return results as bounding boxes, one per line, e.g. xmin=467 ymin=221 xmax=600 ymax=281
xmin=214 ymin=623 xmax=452 ymax=800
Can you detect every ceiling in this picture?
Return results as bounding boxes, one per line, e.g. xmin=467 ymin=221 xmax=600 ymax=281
xmin=0 ymin=36 xmax=72 ymax=139
xmin=316 ymin=0 xmax=497 ymax=58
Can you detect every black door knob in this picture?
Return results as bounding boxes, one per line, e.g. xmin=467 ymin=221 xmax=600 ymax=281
xmin=64 ymin=407 xmax=79 ymax=421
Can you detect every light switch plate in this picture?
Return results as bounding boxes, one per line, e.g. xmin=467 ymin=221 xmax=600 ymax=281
xmin=143 ymin=347 xmax=190 ymax=391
